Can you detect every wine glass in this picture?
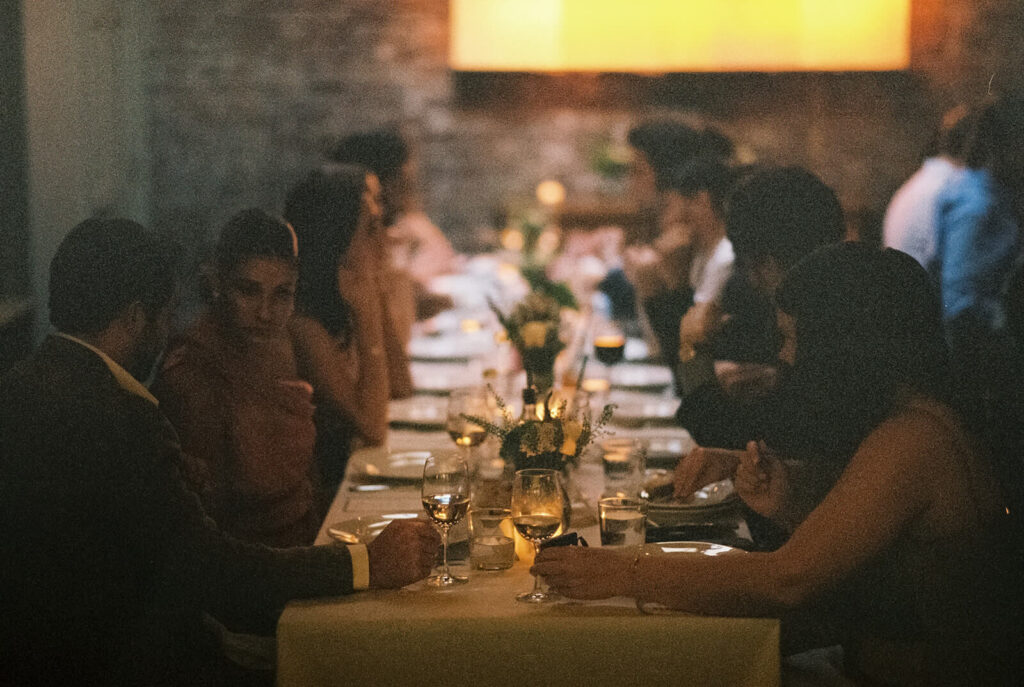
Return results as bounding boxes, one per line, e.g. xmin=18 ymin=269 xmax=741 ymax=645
xmin=446 ymin=387 xmax=491 ymax=469
xmin=511 ymin=468 xmax=568 ymax=603
xmin=421 ymin=452 xmax=471 ymax=587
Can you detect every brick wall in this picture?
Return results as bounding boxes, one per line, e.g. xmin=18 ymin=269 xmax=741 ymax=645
xmin=147 ymin=0 xmax=1024 ymax=259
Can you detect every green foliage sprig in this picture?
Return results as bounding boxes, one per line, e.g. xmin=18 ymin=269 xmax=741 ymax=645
xmin=463 ymin=386 xmax=616 ymax=472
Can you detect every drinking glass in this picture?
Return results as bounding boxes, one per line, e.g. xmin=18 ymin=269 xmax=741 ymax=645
xmin=446 ymin=387 xmax=491 ymax=471
xmin=601 ymin=438 xmax=647 ymax=497
xmin=594 ymin=321 xmax=626 ymax=366
xmin=511 ymin=468 xmax=567 ymax=603
xmin=421 ymin=452 xmax=471 ymax=587
xmin=593 ymin=320 xmax=625 ymax=385
xmin=599 ymin=497 xmax=647 ymax=549
xmin=468 ymin=507 xmax=515 ymax=570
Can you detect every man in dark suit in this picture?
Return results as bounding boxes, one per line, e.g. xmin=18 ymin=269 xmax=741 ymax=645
xmin=0 ymin=218 xmax=438 ymax=686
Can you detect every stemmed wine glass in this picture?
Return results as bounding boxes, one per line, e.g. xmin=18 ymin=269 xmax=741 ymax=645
xmin=511 ymin=468 xmax=568 ymax=603
xmin=446 ymin=387 xmax=491 ymax=469
xmin=421 ymin=452 xmax=471 ymax=587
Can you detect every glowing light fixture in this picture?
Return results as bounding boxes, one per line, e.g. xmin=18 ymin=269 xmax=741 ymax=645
xmin=450 ymin=0 xmax=910 ymax=72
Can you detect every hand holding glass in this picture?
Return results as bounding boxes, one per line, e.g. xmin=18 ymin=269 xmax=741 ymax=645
xmin=421 ymin=453 xmax=471 ymax=587
xmin=511 ymin=469 xmax=567 ymax=603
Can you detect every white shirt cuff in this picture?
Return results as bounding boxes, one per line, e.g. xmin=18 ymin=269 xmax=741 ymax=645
xmin=348 ymin=544 xmax=370 ymax=590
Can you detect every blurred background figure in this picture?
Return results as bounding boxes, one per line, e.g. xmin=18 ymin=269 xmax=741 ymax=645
xmin=285 ymin=164 xmax=412 ymax=493
xmin=931 ymin=94 xmax=1024 ymax=523
xmin=883 ymin=104 xmax=973 ymax=267
xmin=330 ymin=129 xmax=459 ymax=319
xmin=675 ymin=166 xmax=845 ymax=452
xmin=626 ymin=157 xmax=737 ymax=373
xmin=154 ymin=209 xmax=321 ymax=548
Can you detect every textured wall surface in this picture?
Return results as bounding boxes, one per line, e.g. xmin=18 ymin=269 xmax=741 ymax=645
xmin=146 ymin=0 xmax=1024 ymax=261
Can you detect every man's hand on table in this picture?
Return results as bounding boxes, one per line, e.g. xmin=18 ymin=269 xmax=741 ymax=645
xmin=367 ymin=519 xmax=440 ymax=589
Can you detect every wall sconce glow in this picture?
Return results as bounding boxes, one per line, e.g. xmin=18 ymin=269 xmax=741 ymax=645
xmin=450 ymin=0 xmax=910 ymax=72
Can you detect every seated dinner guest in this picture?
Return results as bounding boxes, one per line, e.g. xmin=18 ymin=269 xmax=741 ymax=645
xmin=153 ymin=209 xmax=320 ymax=548
xmin=625 ymin=157 xmax=736 ymax=373
xmin=330 ymin=129 xmax=459 ymax=287
xmin=0 ymin=219 xmax=439 ymax=687
xmin=285 ymin=164 xmax=412 ymax=489
xmin=674 ymin=166 xmax=845 ymax=451
xmin=536 ymin=243 xmax=1019 ymax=686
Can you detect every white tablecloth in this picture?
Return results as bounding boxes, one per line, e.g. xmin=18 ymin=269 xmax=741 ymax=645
xmin=278 ymin=424 xmax=778 ymax=686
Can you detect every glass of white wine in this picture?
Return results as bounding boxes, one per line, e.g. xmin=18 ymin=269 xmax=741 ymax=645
xmin=446 ymin=387 xmax=491 ymax=469
xmin=511 ymin=468 xmax=567 ymax=603
xmin=421 ymin=452 xmax=471 ymax=587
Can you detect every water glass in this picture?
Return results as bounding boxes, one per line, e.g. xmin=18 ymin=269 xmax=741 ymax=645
xmin=468 ymin=507 xmax=515 ymax=570
xmin=599 ymin=497 xmax=647 ymax=549
xmin=601 ymin=438 xmax=647 ymax=497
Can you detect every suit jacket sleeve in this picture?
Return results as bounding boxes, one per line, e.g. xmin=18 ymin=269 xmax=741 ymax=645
xmin=123 ymin=396 xmax=355 ymax=626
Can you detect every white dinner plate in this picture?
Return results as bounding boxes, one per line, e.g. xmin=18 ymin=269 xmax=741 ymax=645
xmin=609 ymin=395 xmax=678 ymax=427
xmin=409 ymin=332 xmax=494 ymax=362
xmin=645 ymin=479 xmax=740 ymax=525
xmin=389 ymin=395 xmax=447 ymax=430
xmin=411 ymin=361 xmax=478 ymax=394
xmin=647 ymin=478 xmax=737 ymax=509
xmin=353 ymin=447 xmax=433 ymax=481
xmin=327 ymin=513 xmax=423 ymax=544
xmin=606 ymin=363 xmax=673 ymax=392
xmin=644 ymin=540 xmax=741 ymax=557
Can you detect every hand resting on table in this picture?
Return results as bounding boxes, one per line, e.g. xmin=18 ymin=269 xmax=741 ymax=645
xmin=367 ymin=519 xmax=440 ymax=588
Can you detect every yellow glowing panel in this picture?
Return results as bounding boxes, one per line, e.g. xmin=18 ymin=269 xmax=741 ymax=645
xmin=450 ymin=0 xmax=909 ymax=72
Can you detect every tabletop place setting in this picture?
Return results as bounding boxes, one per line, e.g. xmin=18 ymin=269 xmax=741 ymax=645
xmin=318 ymin=261 xmax=751 ymax=608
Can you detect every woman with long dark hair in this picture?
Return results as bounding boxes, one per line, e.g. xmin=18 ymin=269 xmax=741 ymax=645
xmin=153 ymin=208 xmax=320 ymax=547
xmin=285 ymin=164 xmax=413 ymax=489
xmin=536 ymin=242 xmax=1018 ymax=685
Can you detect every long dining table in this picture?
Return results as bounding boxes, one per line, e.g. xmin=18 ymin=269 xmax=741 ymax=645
xmin=275 ymin=258 xmax=781 ymax=686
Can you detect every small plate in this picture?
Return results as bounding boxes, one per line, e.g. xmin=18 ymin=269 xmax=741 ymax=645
xmin=327 ymin=513 xmax=423 ymax=544
xmin=646 ymin=480 xmax=740 ymax=525
xmin=389 ymin=396 xmax=447 ymax=430
xmin=356 ymin=448 xmax=432 ymax=481
xmin=409 ymin=332 xmax=493 ymax=362
xmin=648 ymin=479 xmax=736 ymax=509
xmin=411 ymin=361 xmax=475 ymax=395
xmin=644 ymin=540 xmax=741 ymax=557
xmin=610 ymin=396 xmax=678 ymax=428
xmin=607 ymin=364 xmax=673 ymax=392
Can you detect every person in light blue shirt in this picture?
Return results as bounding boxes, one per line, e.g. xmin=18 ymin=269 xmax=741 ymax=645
xmin=931 ymin=94 xmax=1024 ymax=527
xmin=932 ymin=165 xmax=1020 ymax=329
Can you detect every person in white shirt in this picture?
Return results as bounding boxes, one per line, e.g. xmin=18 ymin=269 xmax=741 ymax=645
xmin=625 ymin=158 xmax=737 ymax=370
xmin=882 ymin=104 xmax=972 ymax=267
